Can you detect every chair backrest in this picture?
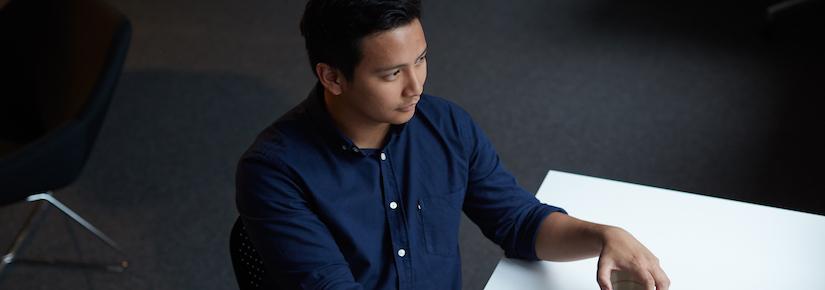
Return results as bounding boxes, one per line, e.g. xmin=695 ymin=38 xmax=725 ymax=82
xmin=0 ymin=0 xmax=131 ymax=202
xmin=1 ymin=0 xmax=130 ymax=135
xmin=230 ymin=218 xmax=267 ymax=290
xmin=0 ymin=0 xmax=130 ymax=152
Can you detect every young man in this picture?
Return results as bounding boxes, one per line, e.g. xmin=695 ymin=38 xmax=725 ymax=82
xmin=235 ymin=1 xmax=670 ymax=289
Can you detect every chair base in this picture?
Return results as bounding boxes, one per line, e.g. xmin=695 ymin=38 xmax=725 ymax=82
xmin=0 ymin=192 xmax=128 ymax=277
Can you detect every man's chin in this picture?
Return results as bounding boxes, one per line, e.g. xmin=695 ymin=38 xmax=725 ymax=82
xmin=389 ymin=112 xmax=415 ymax=125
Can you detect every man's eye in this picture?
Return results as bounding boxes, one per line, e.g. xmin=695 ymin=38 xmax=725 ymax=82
xmin=383 ymin=70 xmax=400 ymax=81
xmin=384 ymin=70 xmax=400 ymax=79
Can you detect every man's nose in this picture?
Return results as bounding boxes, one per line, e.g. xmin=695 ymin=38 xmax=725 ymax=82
xmin=403 ymin=69 xmax=423 ymax=97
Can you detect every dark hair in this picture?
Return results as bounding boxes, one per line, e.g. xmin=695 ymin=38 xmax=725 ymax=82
xmin=300 ymin=0 xmax=422 ymax=81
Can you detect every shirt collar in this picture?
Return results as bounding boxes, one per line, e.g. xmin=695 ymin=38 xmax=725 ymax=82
xmin=304 ymin=82 xmax=409 ymax=155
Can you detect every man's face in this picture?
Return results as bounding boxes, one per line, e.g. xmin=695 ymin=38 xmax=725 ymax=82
xmin=339 ymin=18 xmax=428 ymax=125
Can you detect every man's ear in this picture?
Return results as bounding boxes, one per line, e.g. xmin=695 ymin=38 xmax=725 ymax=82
xmin=316 ymin=63 xmax=346 ymax=95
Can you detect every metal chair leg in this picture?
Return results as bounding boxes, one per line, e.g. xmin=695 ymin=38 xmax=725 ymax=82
xmin=0 ymin=192 xmax=128 ymax=277
xmin=0 ymin=200 xmax=49 ymax=275
xmin=26 ymin=192 xmax=122 ymax=253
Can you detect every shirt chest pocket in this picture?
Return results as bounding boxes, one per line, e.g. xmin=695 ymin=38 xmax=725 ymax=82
xmin=417 ymin=188 xmax=465 ymax=256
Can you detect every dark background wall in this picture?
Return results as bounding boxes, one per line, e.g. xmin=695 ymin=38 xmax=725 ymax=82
xmin=1 ymin=0 xmax=822 ymax=289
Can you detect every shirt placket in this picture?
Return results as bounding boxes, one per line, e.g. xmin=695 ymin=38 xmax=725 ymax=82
xmin=377 ymin=149 xmax=413 ymax=290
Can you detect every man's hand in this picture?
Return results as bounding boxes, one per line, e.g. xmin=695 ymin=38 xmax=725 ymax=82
xmin=535 ymin=212 xmax=670 ymax=290
xmin=596 ymin=226 xmax=670 ymax=290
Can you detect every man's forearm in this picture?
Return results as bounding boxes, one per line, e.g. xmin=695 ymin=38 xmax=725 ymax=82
xmin=534 ymin=213 xmax=671 ymax=289
xmin=535 ymin=212 xmax=613 ymax=261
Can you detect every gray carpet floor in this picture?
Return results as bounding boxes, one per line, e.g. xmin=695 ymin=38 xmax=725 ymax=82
xmin=1 ymin=0 xmax=823 ymax=289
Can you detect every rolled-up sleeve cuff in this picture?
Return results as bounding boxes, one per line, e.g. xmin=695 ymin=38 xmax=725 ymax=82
xmin=510 ymin=203 xmax=567 ymax=261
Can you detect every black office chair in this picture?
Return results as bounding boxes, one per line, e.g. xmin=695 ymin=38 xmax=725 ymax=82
xmin=0 ymin=0 xmax=131 ymax=275
xmin=230 ymin=217 xmax=268 ymax=290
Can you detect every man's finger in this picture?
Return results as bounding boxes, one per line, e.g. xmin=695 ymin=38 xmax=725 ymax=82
xmin=651 ymin=266 xmax=671 ymax=290
xmin=596 ymin=263 xmax=615 ymax=290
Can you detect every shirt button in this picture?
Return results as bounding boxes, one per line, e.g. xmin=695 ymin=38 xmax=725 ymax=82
xmin=380 ymin=152 xmax=386 ymax=160
xmin=397 ymin=248 xmax=406 ymax=257
xmin=341 ymin=145 xmax=347 ymax=150
xmin=389 ymin=201 xmax=398 ymax=209
xmin=352 ymin=147 xmax=360 ymax=153
xmin=417 ymin=204 xmax=421 ymax=210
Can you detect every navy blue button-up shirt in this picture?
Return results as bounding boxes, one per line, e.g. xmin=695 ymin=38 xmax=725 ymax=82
xmin=235 ymin=83 xmax=566 ymax=290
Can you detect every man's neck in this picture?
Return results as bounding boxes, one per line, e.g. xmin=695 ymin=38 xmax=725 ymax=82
xmin=324 ymin=91 xmax=390 ymax=149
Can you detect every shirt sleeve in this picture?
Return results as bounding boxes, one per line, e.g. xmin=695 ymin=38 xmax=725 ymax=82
xmin=236 ymin=151 xmax=364 ymax=290
xmin=458 ymin=110 xmax=567 ymax=261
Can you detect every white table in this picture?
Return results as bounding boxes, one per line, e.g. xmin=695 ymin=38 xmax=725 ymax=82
xmin=484 ymin=170 xmax=825 ymax=290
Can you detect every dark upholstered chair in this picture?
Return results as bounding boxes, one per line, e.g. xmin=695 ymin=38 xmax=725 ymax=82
xmin=230 ymin=217 xmax=268 ymax=290
xmin=0 ymin=0 xmax=131 ymax=276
